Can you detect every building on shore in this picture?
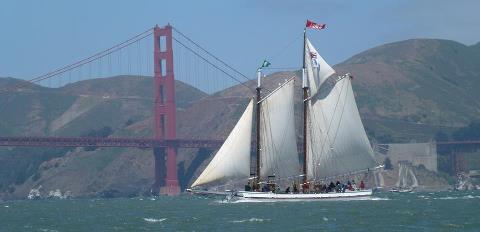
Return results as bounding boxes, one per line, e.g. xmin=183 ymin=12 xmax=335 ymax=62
xmin=375 ymin=142 xmax=437 ymax=172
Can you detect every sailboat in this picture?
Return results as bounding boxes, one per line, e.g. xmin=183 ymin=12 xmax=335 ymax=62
xmin=390 ymin=161 xmax=418 ymax=193
xmin=187 ymin=21 xmax=378 ymax=200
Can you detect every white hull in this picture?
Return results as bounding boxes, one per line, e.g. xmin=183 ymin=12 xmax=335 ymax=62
xmin=235 ymin=189 xmax=372 ymax=201
xmin=389 ymin=187 xmax=414 ymax=193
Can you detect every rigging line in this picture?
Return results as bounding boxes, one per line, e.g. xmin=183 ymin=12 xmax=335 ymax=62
xmin=330 ymin=80 xmax=350 ymax=149
xmin=266 ymin=32 xmax=303 ymax=63
xmin=315 ymin=79 xmax=347 ymax=163
xmin=312 ymin=165 xmax=383 ymax=182
xmin=172 ymin=26 xmax=252 ymax=82
xmin=257 ymin=77 xmax=295 ymax=104
xmin=172 ymin=36 xmax=255 ymax=94
xmin=261 ymin=101 xmax=277 ymax=177
xmin=262 ymin=67 xmax=302 ymax=70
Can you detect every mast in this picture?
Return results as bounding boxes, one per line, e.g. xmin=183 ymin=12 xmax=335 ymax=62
xmin=255 ymin=69 xmax=262 ymax=188
xmin=302 ymin=28 xmax=308 ymax=185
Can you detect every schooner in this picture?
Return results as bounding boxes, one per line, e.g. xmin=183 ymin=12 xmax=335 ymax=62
xmin=188 ymin=20 xmax=378 ymax=200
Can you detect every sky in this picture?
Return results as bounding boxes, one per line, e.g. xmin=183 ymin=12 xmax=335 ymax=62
xmin=1 ymin=0 xmax=479 ymax=81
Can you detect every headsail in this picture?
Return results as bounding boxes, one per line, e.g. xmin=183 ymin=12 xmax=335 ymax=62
xmin=304 ymin=38 xmax=335 ymax=97
xmin=191 ymin=99 xmax=254 ymax=188
xmin=306 ymin=77 xmax=376 ymax=180
xmin=259 ymin=78 xmax=300 ymax=180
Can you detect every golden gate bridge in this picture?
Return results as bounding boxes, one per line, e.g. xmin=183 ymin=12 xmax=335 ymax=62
xmin=0 ymin=24 xmax=256 ymax=195
xmin=0 ymin=24 xmax=477 ymax=195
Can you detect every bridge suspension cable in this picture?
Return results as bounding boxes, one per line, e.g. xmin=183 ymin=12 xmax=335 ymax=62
xmin=172 ymin=27 xmax=252 ymax=83
xmin=172 ymin=36 xmax=255 ymax=93
xmin=28 ymin=29 xmax=153 ymax=84
xmin=1 ymin=28 xmax=154 ymax=94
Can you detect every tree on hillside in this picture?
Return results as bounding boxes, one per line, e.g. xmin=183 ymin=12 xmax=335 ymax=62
xmin=377 ymin=134 xmax=394 ymax=144
xmin=434 ymin=131 xmax=450 ymax=142
xmin=453 ymin=122 xmax=480 ymax=141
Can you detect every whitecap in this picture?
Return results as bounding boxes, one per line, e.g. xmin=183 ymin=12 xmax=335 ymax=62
xmin=143 ymin=218 xmax=166 ymax=223
xmin=231 ymin=218 xmax=270 ymax=223
xmin=434 ymin=195 xmax=480 ymax=200
xmin=4 ymin=205 xmax=9 ymax=208
xmin=435 ymin=196 xmax=458 ymax=200
xmin=323 ymin=217 xmax=329 ymax=221
xmin=463 ymin=195 xmax=480 ymax=199
xmin=369 ymin=197 xmax=390 ymax=201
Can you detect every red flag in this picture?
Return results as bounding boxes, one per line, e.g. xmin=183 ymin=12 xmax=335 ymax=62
xmin=306 ymin=20 xmax=326 ymax=30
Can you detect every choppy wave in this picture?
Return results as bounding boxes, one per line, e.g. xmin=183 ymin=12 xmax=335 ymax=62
xmin=231 ymin=218 xmax=270 ymax=223
xmin=369 ymin=197 xmax=390 ymax=201
xmin=143 ymin=218 xmax=167 ymax=223
xmin=433 ymin=195 xmax=480 ymax=200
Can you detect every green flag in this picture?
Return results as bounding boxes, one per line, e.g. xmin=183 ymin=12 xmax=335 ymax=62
xmin=258 ymin=59 xmax=271 ymax=70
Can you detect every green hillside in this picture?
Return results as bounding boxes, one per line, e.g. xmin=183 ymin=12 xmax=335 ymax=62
xmin=337 ymin=39 xmax=480 ymax=142
xmin=0 ymin=75 xmax=208 ymax=198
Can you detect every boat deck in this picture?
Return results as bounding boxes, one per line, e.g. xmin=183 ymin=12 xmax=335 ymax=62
xmin=236 ymin=189 xmax=372 ymax=200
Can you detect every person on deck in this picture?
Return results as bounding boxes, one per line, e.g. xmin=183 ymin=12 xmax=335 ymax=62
xmin=335 ymin=181 xmax=342 ymax=192
xmin=262 ymin=184 xmax=269 ymax=192
xmin=245 ymin=182 xmax=252 ymax=191
xmin=347 ymin=181 xmax=353 ymax=191
xmin=328 ymin=182 xmax=336 ymax=192
xmin=302 ymin=182 xmax=310 ymax=193
xmin=360 ymin=180 xmax=365 ymax=190
xmin=320 ymin=184 xmax=326 ymax=193
xmin=314 ymin=183 xmax=321 ymax=193
xmin=293 ymin=183 xmax=299 ymax=193
xmin=285 ymin=187 xmax=291 ymax=193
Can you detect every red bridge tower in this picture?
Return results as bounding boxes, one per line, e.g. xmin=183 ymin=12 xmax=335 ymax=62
xmin=153 ymin=24 xmax=179 ymax=195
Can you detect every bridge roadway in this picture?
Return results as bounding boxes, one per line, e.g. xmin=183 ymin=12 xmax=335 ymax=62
xmin=0 ymin=136 xmax=223 ymax=149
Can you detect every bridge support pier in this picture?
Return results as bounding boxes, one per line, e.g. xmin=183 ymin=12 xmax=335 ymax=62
xmin=153 ymin=24 xmax=180 ymax=195
xmin=160 ymin=146 xmax=180 ymax=195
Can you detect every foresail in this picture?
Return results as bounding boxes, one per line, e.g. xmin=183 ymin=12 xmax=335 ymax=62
xmin=191 ymin=99 xmax=254 ymax=188
xmin=306 ymin=77 xmax=375 ymax=180
xmin=305 ymin=38 xmax=335 ymax=97
xmin=259 ymin=78 xmax=300 ymax=180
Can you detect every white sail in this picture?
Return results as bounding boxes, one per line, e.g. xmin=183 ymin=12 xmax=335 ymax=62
xmin=259 ymin=78 xmax=300 ymax=180
xmin=304 ymin=38 xmax=335 ymax=97
xmin=306 ymin=77 xmax=376 ymax=180
xmin=191 ymin=99 xmax=254 ymax=188
xmin=396 ymin=162 xmax=419 ymax=188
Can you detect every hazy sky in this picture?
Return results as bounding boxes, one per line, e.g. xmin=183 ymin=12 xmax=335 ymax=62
xmin=1 ymin=0 xmax=479 ymax=80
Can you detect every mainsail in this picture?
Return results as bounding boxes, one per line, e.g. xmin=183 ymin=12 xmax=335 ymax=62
xmin=259 ymin=78 xmax=300 ymax=180
xmin=304 ymin=38 xmax=335 ymax=97
xmin=191 ymin=99 xmax=254 ymax=188
xmin=306 ymin=75 xmax=376 ymax=180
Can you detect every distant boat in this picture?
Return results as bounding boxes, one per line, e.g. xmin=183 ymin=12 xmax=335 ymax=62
xmin=389 ymin=188 xmax=413 ymax=193
xmin=188 ymin=22 xmax=379 ymax=201
xmin=390 ymin=161 xmax=418 ymax=193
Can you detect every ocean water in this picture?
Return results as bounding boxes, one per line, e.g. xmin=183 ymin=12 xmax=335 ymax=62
xmin=1 ymin=191 xmax=479 ymax=231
